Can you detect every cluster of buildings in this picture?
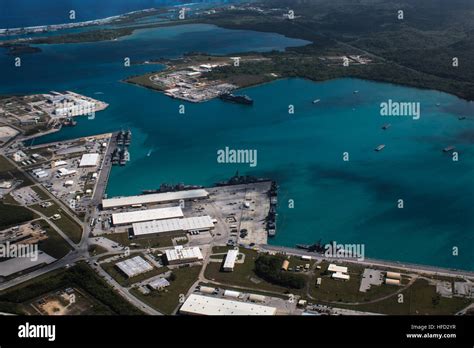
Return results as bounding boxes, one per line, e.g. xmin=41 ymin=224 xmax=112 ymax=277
xmin=327 ymin=263 xmax=350 ymax=281
xmin=150 ymin=63 xmax=237 ymax=102
xmin=102 ymin=189 xmax=216 ymax=238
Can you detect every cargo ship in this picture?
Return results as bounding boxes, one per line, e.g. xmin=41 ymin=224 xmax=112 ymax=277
xmin=220 ymin=93 xmax=253 ymax=105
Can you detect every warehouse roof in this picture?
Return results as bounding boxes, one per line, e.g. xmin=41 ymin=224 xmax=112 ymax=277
xmin=112 ymin=206 xmax=183 ymax=225
xmin=223 ymin=249 xmax=238 ymax=271
xmin=115 ymin=256 xmax=153 ymax=278
xmin=165 ymin=246 xmax=203 ymax=263
xmin=132 ymin=216 xmax=214 ymax=236
xmin=327 ymin=264 xmax=348 ymax=274
xmin=180 ymin=294 xmax=277 ymax=316
xmin=102 ymin=189 xmax=209 ymax=209
xmin=79 ymin=153 xmax=99 ymax=167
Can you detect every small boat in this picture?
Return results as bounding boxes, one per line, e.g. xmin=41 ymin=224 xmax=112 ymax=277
xmin=147 ymin=149 xmax=152 ymax=157
xmin=443 ymin=146 xmax=455 ymax=152
xmin=312 ymin=99 xmax=321 ymax=104
xmin=458 ymin=116 xmax=466 ymax=120
xmin=353 ymin=90 xmax=359 ymax=94
xmin=375 ymin=144 xmax=386 ymax=152
xmin=382 ymin=123 xmax=391 ymax=130
xmin=436 ymin=103 xmax=441 ymax=107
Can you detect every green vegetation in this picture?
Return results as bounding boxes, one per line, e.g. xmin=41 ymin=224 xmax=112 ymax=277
xmin=0 ymin=263 xmax=143 ymax=315
xmin=131 ymin=265 xmax=201 ymax=314
xmin=199 ymin=0 xmax=474 ymax=101
xmin=36 ymin=219 xmax=73 ymax=259
xmin=88 ymin=244 xmax=108 ymax=256
xmin=309 ymin=262 xmax=400 ymax=303
xmin=0 ymin=155 xmax=33 ymax=187
xmin=105 ymin=232 xmax=180 ymax=248
xmin=30 ymin=201 xmax=82 ymax=243
xmin=254 ymin=254 xmax=306 ymax=289
xmin=0 ymin=202 xmax=37 ymax=229
xmin=30 ymin=185 xmax=51 ymax=201
xmin=205 ymin=249 xmax=300 ymax=295
xmin=338 ymin=279 xmax=472 ymax=315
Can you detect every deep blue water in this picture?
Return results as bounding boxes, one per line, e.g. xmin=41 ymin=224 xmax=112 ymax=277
xmin=0 ymin=0 xmax=236 ymax=28
xmin=0 ymin=21 xmax=472 ymax=270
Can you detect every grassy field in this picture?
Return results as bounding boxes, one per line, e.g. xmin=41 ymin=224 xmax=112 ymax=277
xmin=308 ymin=261 xmax=401 ymax=304
xmin=36 ymin=219 xmax=73 ymax=259
xmin=0 ymin=202 xmax=37 ymax=229
xmin=102 ymin=256 xmax=168 ymax=287
xmin=205 ymin=248 xmax=298 ymax=295
xmin=30 ymin=201 xmax=83 ymax=243
xmin=30 ymin=185 xmax=51 ymax=201
xmin=88 ymin=244 xmax=108 ymax=257
xmin=0 ymin=155 xmax=33 ymax=188
xmin=337 ymin=279 xmax=472 ymax=315
xmin=105 ymin=232 xmax=183 ymax=248
xmin=130 ymin=265 xmax=201 ymax=315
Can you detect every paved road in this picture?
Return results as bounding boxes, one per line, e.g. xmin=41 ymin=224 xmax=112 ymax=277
xmin=260 ymin=245 xmax=474 ymax=279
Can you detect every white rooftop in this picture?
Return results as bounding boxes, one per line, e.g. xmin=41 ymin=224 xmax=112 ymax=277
xmin=115 ymin=256 xmax=153 ymax=278
xmin=0 ymin=252 xmax=56 ymax=277
xmin=223 ymin=249 xmax=238 ymax=270
xmin=79 ymin=153 xmax=99 ymax=167
xmin=180 ymin=294 xmax=277 ymax=316
xmin=132 ymin=216 xmax=214 ymax=236
xmin=328 ymin=264 xmax=348 ymax=274
xmin=165 ymin=246 xmax=203 ymax=262
xmin=112 ymin=206 xmax=183 ymax=225
xmin=102 ymin=189 xmax=209 ymax=209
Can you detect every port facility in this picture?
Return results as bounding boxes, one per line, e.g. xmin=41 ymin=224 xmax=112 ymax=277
xmin=180 ymin=294 xmax=277 ymax=316
xmin=102 ymin=189 xmax=209 ymax=209
xmin=111 ymin=206 xmax=183 ymax=225
xmin=132 ymin=216 xmax=214 ymax=237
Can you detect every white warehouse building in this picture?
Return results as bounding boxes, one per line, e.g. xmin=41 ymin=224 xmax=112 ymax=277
xmin=222 ymin=249 xmax=238 ymax=272
xmin=102 ymin=189 xmax=209 ymax=209
xmin=164 ymin=246 xmax=203 ymax=265
xmin=132 ymin=216 xmax=214 ymax=237
xmin=180 ymin=294 xmax=277 ymax=316
xmin=112 ymin=206 xmax=183 ymax=226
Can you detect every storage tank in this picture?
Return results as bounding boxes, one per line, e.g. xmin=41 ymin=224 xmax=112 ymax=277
xmin=223 ymin=290 xmax=241 ymax=298
xmin=248 ymin=294 xmax=266 ymax=303
xmin=386 ymin=272 xmax=401 ymax=280
xmin=199 ymin=286 xmax=216 ymax=294
xmin=281 ymin=260 xmax=290 ymax=271
xmin=385 ymin=278 xmax=401 ymax=285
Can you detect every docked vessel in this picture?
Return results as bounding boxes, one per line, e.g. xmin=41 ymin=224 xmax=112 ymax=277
xmin=220 ymin=93 xmax=253 ymax=105
xmin=375 ymin=144 xmax=386 ymax=151
xmin=312 ymin=99 xmax=321 ymax=104
xmin=124 ymin=129 xmax=132 ymax=146
xmin=296 ymin=240 xmax=325 ymax=253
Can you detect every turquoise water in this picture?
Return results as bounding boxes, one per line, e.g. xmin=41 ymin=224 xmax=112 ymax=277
xmin=0 ymin=24 xmax=473 ymax=270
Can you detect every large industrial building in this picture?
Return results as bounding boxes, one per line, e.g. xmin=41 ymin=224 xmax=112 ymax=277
xmin=79 ymin=153 xmax=99 ymax=167
xmin=132 ymin=216 xmax=214 ymax=237
xmin=111 ymin=206 xmax=184 ymax=226
xmin=164 ymin=245 xmax=203 ymax=265
xmin=180 ymin=294 xmax=277 ymax=316
xmin=115 ymin=256 xmax=153 ymax=278
xmin=102 ymin=189 xmax=209 ymax=209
